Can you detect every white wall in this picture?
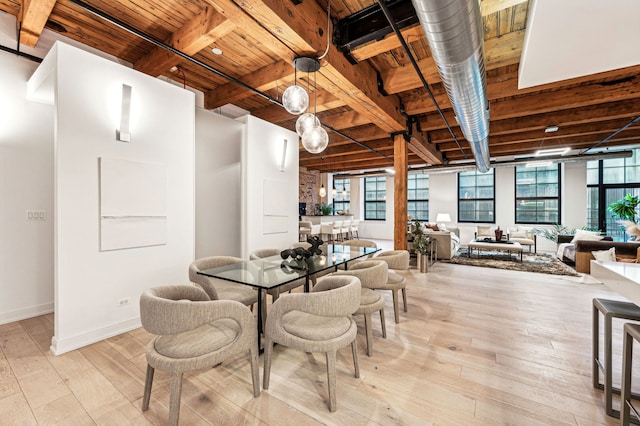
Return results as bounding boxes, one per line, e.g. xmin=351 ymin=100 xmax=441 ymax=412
xmin=29 ymin=42 xmax=195 ymax=354
xmin=195 ymin=109 xmax=243 ymax=258
xmin=240 ymin=115 xmax=299 ymax=257
xmin=0 ymin=51 xmax=55 ymax=324
xmin=358 ymin=177 xmax=395 ymax=239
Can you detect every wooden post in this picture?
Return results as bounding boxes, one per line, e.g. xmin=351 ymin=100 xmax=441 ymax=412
xmin=393 ymin=134 xmax=408 ymax=250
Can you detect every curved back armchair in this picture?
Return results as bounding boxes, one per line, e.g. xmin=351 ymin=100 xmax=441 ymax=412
xmin=263 ymin=275 xmax=361 ymax=412
xmin=189 ymin=256 xmax=258 ymax=307
xmin=373 ymin=250 xmax=410 ymax=323
xmin=140 ymin=285 xmax=259 ymax=425
xmin=249 ymin=248 xmax=305 ymax=301
xmin=332 ymin=260 xmax=388 ymax=356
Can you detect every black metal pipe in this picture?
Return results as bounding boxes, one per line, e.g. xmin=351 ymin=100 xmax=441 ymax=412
xmin=581 ymin=116 xmax=640 ymax=154
xmin=0 ymin=44 xmax=43 ymax=63
xmin=376 ymin=0 xmax=467 ymax=158
xmin=68 ymin=0 xmax=391 ymax=162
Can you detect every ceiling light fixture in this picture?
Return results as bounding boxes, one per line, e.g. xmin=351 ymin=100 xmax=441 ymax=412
xmin=211 ymin=47 xmax=222 ymax=55
xmin=535 ymin=147 xmax=570 ymax=156
xmin=319 ymin=183 xmax=326 ymax=198
xmin=285 ymin=0 xmax=331 ymax=154
xmin=544 ymin=125 xmax=559 ymax=133
xmin=342 ymin=187 xmax=347 ymax=198
xmin=332 ymin=184 xmax=337 ymax=198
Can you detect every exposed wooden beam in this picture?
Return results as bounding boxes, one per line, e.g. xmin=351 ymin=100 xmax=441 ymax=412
xmin=349 ymin=0 xmax=527 ymax=62
xmin=381 ymin=29 xmax=525 ymax=94
xmin=19 ymin=0 xmax=57 ymax=47
xmin=408 ymin=74 xmax=640 ymax=118
xmin=321 ymin=110 xmax=371 ymax=130
xmin=407 ymin=132 xmax=443 ymax=164
xmin=251 ymin=90 xmax=344 ymax=123
xmin=235 ymin=0 xmax=406 ymax=133
xmin=394 ymin=133 xmax=408 ymax=250
xmin=134 ymin=5 xmax=236 ymax=76
xmin=204 ymin=59 xmax=294 ymax=109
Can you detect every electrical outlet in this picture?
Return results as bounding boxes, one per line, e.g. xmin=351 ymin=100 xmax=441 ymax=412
xmin=118 ymin=297 xmax=130 ymax=306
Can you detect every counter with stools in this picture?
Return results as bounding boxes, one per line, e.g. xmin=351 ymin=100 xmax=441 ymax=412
xmin=593 ymin=298 xmax=640 ymax=418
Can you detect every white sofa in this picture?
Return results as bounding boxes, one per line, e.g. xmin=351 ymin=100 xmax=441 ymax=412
xmin=425 ymin=229 xmax=461 ymax=260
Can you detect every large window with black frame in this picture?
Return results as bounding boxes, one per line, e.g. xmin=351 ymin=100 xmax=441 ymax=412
xmin=514 ymin=163 xmax=561 ymax=224
xmin=458 ymin=169 xmax=495 ymax=223
xmin=364 ymin=176 xmax=386 ymax=220
xmin=407 ymin=173 xmax=429 ymax=221
xmin=587 ymin=148 xmax=640 ymax=241
xmin=333 ymin=178 xmax=350 ymax=214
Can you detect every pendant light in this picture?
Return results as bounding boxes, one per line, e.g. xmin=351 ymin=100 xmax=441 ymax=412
xmin=286 ymin=0 xmax=332 ymax=154
xmin=332 ymin=184 xmax=337 ymax=198
xmin=342 ymin=186 xmax=347 ymax=198
xmin=319 ymin=183 xmax=326 ymax=198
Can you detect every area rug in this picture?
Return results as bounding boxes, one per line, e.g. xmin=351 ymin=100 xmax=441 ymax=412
xmin=441 ymin=247 xmax=578 ymax=276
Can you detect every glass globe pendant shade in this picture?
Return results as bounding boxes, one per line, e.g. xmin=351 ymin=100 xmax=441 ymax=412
xmin=301 ymin=125 xmax=329 ymax=154
xmin=295 ymin=113 xmax=320 ymax=137
xmin=282 ymin=84 xmax=309 ymax=115
xmin=319 ymin=184 xmax=326 ymax=197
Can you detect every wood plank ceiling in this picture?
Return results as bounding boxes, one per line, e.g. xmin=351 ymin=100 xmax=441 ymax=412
xmin=3 ymin=0 xmax=640 ymax=174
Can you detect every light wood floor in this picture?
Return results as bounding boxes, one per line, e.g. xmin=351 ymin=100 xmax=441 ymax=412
xmin=2 ymin=261 xmax=639 ymax=425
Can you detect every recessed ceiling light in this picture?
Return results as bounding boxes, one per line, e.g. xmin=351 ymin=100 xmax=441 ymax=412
xmin=535 ymin=147 xmax=570 ymax=156
xmin=212 ymin=47 xmax=223 ymax=55
xmin=544 ymin=125 xmax=559 ymax=133
xmin=169 ymin=65 xmax=178 ymax=73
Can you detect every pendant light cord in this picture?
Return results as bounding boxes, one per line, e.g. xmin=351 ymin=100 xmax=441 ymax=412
xmin=317 ymin=0 xmax=331 ymax=60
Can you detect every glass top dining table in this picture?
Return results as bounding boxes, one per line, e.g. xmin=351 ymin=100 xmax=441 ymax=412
xmin=197 ymin=243 xmax=380 ymax=346
xmin=197 ymin=244 xmax=380 ymax=291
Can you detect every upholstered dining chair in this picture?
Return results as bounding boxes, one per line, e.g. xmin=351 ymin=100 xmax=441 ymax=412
xmin=340 ymin=239 xmax=378 ymax=263
xmin=263 ymin=275 xmax=361 ymax=412
xmin=249 ymin=248 xmax=305 ymax=301
xmin=331 ymin=260 xmax=387 ymax=356
xmin=188 ymin=256 xmax=259 ymax=307
xmin=350 ymin=219 xmax=360 ymax=239
xmin=139 ymin=285 xmax=259 ymax=426
xmin=373 ymin=250 xmax=410 ymax=323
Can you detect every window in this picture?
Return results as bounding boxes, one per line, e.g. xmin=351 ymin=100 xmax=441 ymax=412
xmin=458 ymin=169 xmax=495 ymax=222
xmin=364 ymin=176 xmax=386 ymax=220
xmin=407 ymin=174 xmax=429 ymax=221
xmin=587 ymin=148 xmax=640 ymax=241
xmin=515 ymin=164 xmax=560 ymax=224
xmin=333 ymin=178 xmax=350 ymax=213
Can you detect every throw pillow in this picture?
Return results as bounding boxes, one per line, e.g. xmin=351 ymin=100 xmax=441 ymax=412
xmin=425 ymin=224 xmax=439 ymax=231
xmin=592 ymin=247 xmax=616 ymax=262
xmin=571 ymin=229 xmax=603 ymax=243
xmin=510 ymin=227 xmax=528 ymax=238
xmin=477 ymin=225 xmax=493 ymax=237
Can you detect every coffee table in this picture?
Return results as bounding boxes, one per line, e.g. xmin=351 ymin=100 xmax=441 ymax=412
xmin=468 ymin=239 xmax=523 ymax=262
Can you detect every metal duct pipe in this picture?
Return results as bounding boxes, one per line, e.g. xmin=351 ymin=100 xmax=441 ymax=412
xmin=411 ymin=0 xmax=490 ymax=172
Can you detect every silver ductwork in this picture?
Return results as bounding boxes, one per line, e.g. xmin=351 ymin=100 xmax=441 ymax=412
xmin=411 ymin=0 xmax=491 ymax=172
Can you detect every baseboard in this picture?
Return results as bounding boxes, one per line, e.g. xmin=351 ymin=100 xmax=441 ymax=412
xmin=0 ymin=303 xmax=54 ymax=325
xmin=50 ymin=317 xmax=141 ymax=355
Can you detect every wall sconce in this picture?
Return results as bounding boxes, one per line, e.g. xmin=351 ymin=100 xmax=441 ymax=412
xmin=116 ymin=83 xmax=132 ymax=142
xmin=279 ymin=138 xmax=288 ymax=172
xmin=319 ymin=184 xmax=326 ymax=198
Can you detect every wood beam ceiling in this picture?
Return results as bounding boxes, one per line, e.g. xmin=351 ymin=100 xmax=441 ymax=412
xmin=134 ymin=5 xmax=236 ymax=77
xmin=19 ymin=0 xmax=57 ymax=47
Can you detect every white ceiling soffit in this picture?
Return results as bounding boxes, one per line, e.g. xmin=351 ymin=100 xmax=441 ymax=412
xmin=518 ymin=0 xmax=640 ymax=89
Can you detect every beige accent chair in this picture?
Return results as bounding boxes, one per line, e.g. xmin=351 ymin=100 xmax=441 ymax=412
xmin=507 ymin=227 xmax=537 ymax=253
xmin=263 ymin=275 xmax=361 ymax=412
xmin=373 ymin=250 xmax=410 ymax=323
xmin=140 ymin=285 xmax=259 ymax=425
xmin=249 ymin=248 xmax=305 ymax=301
xmin=332 ymin=260 xmax=387 ymax=356
xmin=189 ymin=256 xmax=258 ymax=307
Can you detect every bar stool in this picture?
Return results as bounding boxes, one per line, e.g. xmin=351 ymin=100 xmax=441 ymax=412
xmin=593 ymin=298 xmax=640 ymax=418
xmin=621 ymin=323 xmax=640 ymax=425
